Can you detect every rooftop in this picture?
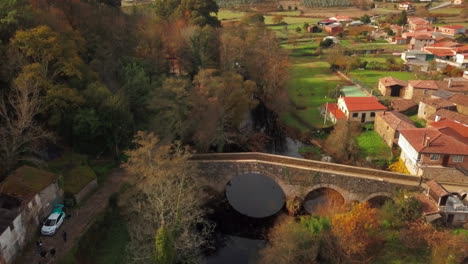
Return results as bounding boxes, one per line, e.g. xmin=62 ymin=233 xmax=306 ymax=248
xmin=391 ymin=99 xmax=417 ymax=112
xmin=409 ymin=80 xmax=448 ymax=90
xmin=421 ymin=98 xmax=455 ymax=109
xmin=430 ymin=118 xmax=468 ymax=138
xmin=342 ymin=97 xmax=387 ymax=112
xmin=429 ymin=109 xmax=468 ymax=124
xmin=431 ymin=89 xmax=454 ymax=99
xmin=379 ymin=77 xmax=408 ymax=87
xmin=448 ymin=94 xmax=468 ymax=106
xmin=377 ymin=111 xmax=416 ymax=130
xmin=399 ymin=127 xmax=468 ymax=155
xmin=426 ymin=180 xmax=450 ymax=197
xmin=326 ymin=103 xmax=346 ymax=120
xmin=439 ymin=25 xmax=465 ymax=30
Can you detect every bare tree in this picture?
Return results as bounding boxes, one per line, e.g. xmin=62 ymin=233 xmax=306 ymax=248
xmin=0 ymin=64 xmax=52 ymax=178
xmin=120 ymin=131 xmax=214 ymax=264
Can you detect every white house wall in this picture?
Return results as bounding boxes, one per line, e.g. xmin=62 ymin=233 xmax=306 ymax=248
xmin=398 ymin=135 xmax=420 ymax=175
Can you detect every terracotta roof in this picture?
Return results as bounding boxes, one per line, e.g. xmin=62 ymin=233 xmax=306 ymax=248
xmin=426 ymin=180 xmax=450 ymax=197
xmin=409 ymin=80 xmax=448 ymax=90
xmin=379 ymin=77 xmax=408 ymax=87
xmin=377 ymin=111 xmax=416 ymax=130
xmin=391 ymin=99 xmax=417 ymax=112
xmin=444 ymin=80 xmax=468 ymax=92
xmin=424 ymin=48 xmax=455 ymax=57
xmin=399 ymin=127 xmax=468 ymax=155
xmin=342 ymin=97 xmax=387 ymax=112
xmin=408 ymin=17 xmax=430 ymax=25
xmin=429 ymin=109 xmax=468 ymax=124
xmin=420 ymin=98 xmax=455 ymax=109
xmin=414 ymin=35 xmax=433 ymax=40
xmin=326 ymin=103 xmax=346 ymax=119
xmin=427 ymin=41 xmax=461 ymax=48
xmin=416 ymin=193 xmax=439 ymax=215
xmin=448 ymin=94 xmax=468 ymax=106
xmin=439 ymin=25 xmax=465 ymax=30
xmin=430 ymin=118 xmax=468 ymax=137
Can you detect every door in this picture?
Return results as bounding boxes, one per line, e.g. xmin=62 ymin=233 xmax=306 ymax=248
xmin=442 ymin=155 xmax=449 ymax=167
xmin=361 ymin=113 xmax=366 ymax=123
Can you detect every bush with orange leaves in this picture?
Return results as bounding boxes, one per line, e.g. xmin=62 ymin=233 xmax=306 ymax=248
xmin=332 ymin=202 xmax=380 ymax=257
xmin=401 ymin=221 xmax=468 ymax=264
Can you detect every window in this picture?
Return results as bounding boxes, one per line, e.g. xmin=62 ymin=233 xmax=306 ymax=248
xmin=429 ymin=154 xmax=440 ymax=161
xmin=370 ymin=112 xmax=375 ymax=117
xmin=453 ymin=155 xmax=464 ymax=163
xmin=386 ymin=126 xmax=389 ymax=131
xmin=352 ymin=113 xmax=358 ymax=118
xmin=423 ymin=89 xmax=428 ymax=95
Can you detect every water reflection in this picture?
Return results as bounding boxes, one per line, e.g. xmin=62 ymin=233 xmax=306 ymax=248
xmin=226 ymin=173 xmax=285 ymax=218
xmin=205 ymin=235 xmax=265 ymax=264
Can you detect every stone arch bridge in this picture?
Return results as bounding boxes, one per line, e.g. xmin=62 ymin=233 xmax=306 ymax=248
xmin=191 ymin=152 xmax=424 ymax=203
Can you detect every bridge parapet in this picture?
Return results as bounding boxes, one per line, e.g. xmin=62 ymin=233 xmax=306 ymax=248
xmin=192 ymin=152 xmax=423 ymax=202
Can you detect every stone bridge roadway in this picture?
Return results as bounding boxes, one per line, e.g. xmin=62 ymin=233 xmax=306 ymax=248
xmin=191 ymin=152 xmax=437 ymax=203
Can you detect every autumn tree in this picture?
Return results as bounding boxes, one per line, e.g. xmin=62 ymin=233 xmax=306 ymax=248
xmin=324 ymin=120 xmax=361 ymax=163
xmin=121 ymin=131 xmax=213 ymax=264
xmin=332 ymin=203 xmax=380 ymax=257
xmin=191 ymin=69 xmax=258 ymax=151
xmin=0 ymin=65 xmax=53 ymax=178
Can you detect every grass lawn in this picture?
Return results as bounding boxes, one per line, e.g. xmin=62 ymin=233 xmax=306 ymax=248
xmin=63 ymin=165 xmax=97 ymax=194
xmin=284 ymin=56 xmax=345 ymax=131
xmin=409 ymin=115 xmax=427 ymax=128
xmin=349 ymin=70 xmax=417 ymax=89
xmin=429 ymin=7 xmax=462 ymax=15
xmin=265 ymin=16 xmax=319 ymax=25
xmin=357 ymin=130 xmax=392 ymax=160
xmin=216 ymin=10 xmax=244 ymax=20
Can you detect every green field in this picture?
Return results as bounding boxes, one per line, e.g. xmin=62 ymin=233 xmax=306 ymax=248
xmin=357 ymin=130 xmax=392 ymax=160
xmin=430 ymin=7 xmax=462 ymax=15
xmin=216 ymin=10 xmax=245 ymax=20
xmin=349 ymin=70 xmax=417 ymax=89
xmin=284 ymin=56 xmax=345 ymax=131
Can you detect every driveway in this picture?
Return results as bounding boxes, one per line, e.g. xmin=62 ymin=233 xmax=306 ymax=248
xmin=15 ymin=169 xmax=126 ymax=264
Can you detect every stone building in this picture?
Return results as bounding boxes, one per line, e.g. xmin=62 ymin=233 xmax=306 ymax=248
xmin=0 ymin=166 xmax=62 ymax=264
xmin=404 ymin=80 xmax=448 ymax=103
xmin=417 ymin=98 xmax=456 ymax=120
xmin=375 ymin=111 xmax=416 ymax=147
xmin=378 ymin=77 xmax=408 ymax=97
xmin=324 ymin=96 xmax=387 ymax=124
xmin=448 ymin=94 xmax=468 ymax=115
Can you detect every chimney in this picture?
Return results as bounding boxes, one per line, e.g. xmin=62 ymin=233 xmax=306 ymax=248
xmin=435 ymin=115 xmax=441 ymax=122
xmin=448 ymin=79 xmax=452 ymax=88
xmin=423 ymin=135 xmax=430 ymax=147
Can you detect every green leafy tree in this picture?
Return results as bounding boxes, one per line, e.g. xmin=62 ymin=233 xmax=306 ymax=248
xmin=177 ymin=0 xmax=220 ymax=27
xmin=0 ymin=0 xmax=30 ymax=42
xmin=396 ymin=10 xmax=407 ymax=26
xmin=155 ymin=226 xmax=176 ymax=264
xmin=360 ymin=14 xmax=371 ymax=24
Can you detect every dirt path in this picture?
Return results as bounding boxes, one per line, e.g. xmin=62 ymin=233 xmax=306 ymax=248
xmin=15 ymin=169 xmax=127 ymax=264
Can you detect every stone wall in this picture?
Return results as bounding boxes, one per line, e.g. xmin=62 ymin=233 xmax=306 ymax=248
xmin=196 ymin=159 xmax=422 ymax=202
xmin=374 ymin=113 xmax=397 ymax=147
xmin=74 ymin=179 xmax=98 ymax=204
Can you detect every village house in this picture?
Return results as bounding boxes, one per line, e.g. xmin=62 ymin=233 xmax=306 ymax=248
xmin=407 ymin=17 xmax=432 ymax=31
xmin=428 ymin=108 xmax=468 ymax=124
xmin=438 ymin=25 xmax=466 ymax=36
xmin=409 ymin=35 xmax=435 ymax=50
xmin=378 ymin=77 xmax=408 ymax=97
xmin=417 ymin=98 xmax=456 ymax=120
xmin=417 ymin=180 xmax=468 ymax=226
xmin=329 ymin=15 xmax=352 ymax=23
xmin=387 ymin=36 xmax=407 ymax=45
xmin=324 ymin=96 xmax=387 ymax=124
xmin=374 ymin=111 xmax=416 ymax=147
xmin=0 ymin=166 xmax=63 ymax=264
xmin=448 ymin=94 xmax=468 ymax=115
xmin=400 ymin=50 xmax=435 ymax=69
xmin=431 ymin=89 xmax=455 ymax=100
xmin=317 ymin=19 xmax=336 ymax=26
xmin=324 ymin=23 xmax=344 ymax=35
xmin=398 ymin=123 xmax=468 ymax=178
xmin=452 ymin=0 xmax=464 ymax=4
xmin=398 ymin=2 xmax=413 ymax=10
xmin=404 ymin=80 xmax=448 ymax=102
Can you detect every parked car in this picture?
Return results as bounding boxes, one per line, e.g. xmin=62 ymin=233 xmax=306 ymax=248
xmin=41 ymin=205 xmax=65 ymax=235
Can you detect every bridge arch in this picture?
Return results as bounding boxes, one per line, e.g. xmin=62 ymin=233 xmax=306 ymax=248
xmin=303 ymin=183 xmax=350 ymax=202
xmin=363 ymin=192 xmax=394 ymax=208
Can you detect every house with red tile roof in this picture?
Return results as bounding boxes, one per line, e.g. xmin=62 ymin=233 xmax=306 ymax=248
xmin=329 ymin=15 xmax=352 ymax=23
xmin=399 ymin=2 xmax=413 ymax=10
xmin=378 ymin=77 xmax=408 ymax=97
xmin=448 ymin=94 xmax=468 ymax=115
xmin=409 ymin=35 xmax=435 ymax=50
xmin=407 ymin=17 xmax=432 ymax=31
xmin=438 ymin=25 xmax=466 ymax=36
xmin=336 ymin=96 xmax=387 ymax=123
xmin=375 ymin=111 xmax=416 ymax=147
xmin=429 ymin=118 xmax=468 ymax=137
xmin=397 ymin=125 xmax=468 ymax=176
xmin=405 ymin=80 xmax=449 ymax=102
xmin=428 ymin=109 xmax=468 ymax=124
xmin=417 ymin=98 xmax=456 ymax=120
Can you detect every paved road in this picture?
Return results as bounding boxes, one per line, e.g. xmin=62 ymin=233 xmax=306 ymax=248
xmin=15 ymin=169 xmax=126 ymax=264
xmin=429 ymin=1 xmax=452 ymax=10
